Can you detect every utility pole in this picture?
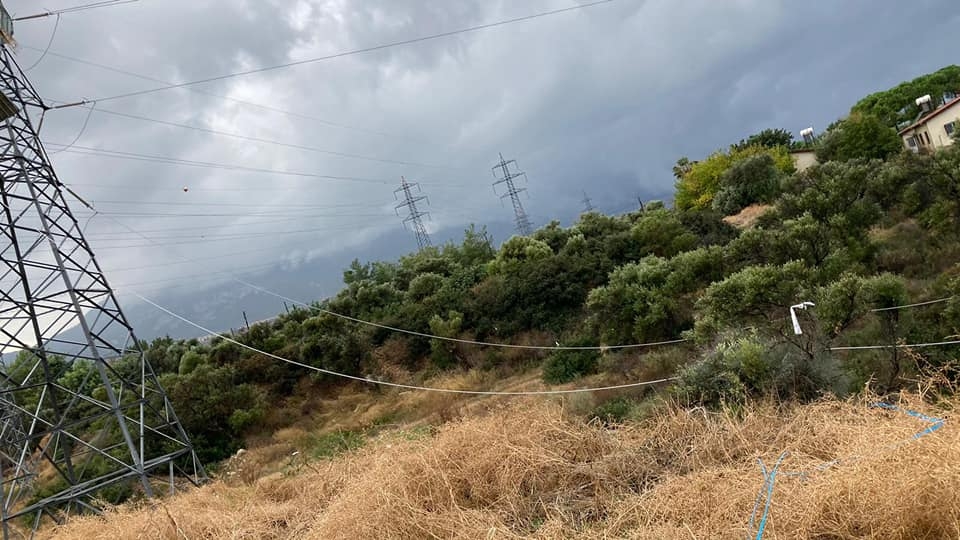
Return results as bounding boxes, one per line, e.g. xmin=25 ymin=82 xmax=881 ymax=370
xmin=637 ymin=195 xmax=645 ymax=212
xmin=0 ymin=6 xmax=204 ymax=534
xmin=242 ymin=311 xmax=251 ymax=331
xmin=492 ymin=153 xmax=533 ymax=236
xmin=581 ymin=191 xmax=594 ymax=213
xmin=394 ymin=176 xmax=431 ymax=251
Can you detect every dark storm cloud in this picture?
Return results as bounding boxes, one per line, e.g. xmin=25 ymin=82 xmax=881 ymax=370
xmin=4 ymin=0 xmax=958 ymax=327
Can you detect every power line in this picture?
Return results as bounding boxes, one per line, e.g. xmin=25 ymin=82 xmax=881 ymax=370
xmin=68 ymin=182 xmax=361 ymax=193
xmin=47 ymin=142 xmax=474 ymax=187
xmin=87 ymin=0 xmax=617 ymax=103
xmin=83 ymin=213 xmax=384 ymax=235
xmin=58 ymin=181 xmax=687 ymax=353
xmin=47 ymin=101 xmax=96 ymax=154
xmin=70 ymin=105 xmax=461 ymax=169
xmin=21 ymin=47 xmax=418 ymax=140
xmin=46 ymin=143 xmax=396 ymax=185
xmin=829 ymin=340 xmax=960 ymax=352
xmin=132 ymin=291 xmax=679 ymax=396
xmin=90 ymin=222 xmax=400 ymax=249
xmin=76 ymin=192 xmax=686 ymax=351
xmin=111 ymin=261 xmax=281 ymax=290
xmin=13 ymin=0 xmax=138 ymax=21
xmin=870 ymin=297 xmax=954 ymax=312
xmin=75 ymin=210 xmax=390 ymax=218
xmin=79 ymin=199 xmax=387 ymax=209
xmin=239 ymin=279 xmax=688 ymax=351
xmin=23 ymin=14 xmax=60 ymax=70
xmin=107 ymin=244 xmax=315 ymax=272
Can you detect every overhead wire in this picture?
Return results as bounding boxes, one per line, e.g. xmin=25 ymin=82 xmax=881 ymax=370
xmin=82 ymin=213 xmax=383 ymax=235
xmin=72 ymin=191 xmax=689 ymax=351
xmin=87 ymin=0 xmax=617 ymax=104
xmin=240 ymin=279 xmax=690 ymax=350
xmin=19 ymin=47 xmax=416 ymax=140
xmin=74 ymin=210 xmax=392 ymax=218
xmin=13 ymin=0 xmax=139 ymax=21
xmin=822 ymin=296 xmax=960 ymax=350
xmin=870 ymin=297 xmax=954 ymax=312
xmin=829 ymin=340 xmax=960 ymax=352
xmin=111 ymin=261 xmax=279 ymax=290
xmin=107 ymin=243 xmax=322 ymax=272
xmin=79 ymin=199 xmax=388 ymax=209
xmin=46 ymin=142 xmax=473 ymax=187
xmin=66 ymin=182 xmax=355 ymax=193
xmin=48 ymin=101 xmax=97 ymax=154
xmin=66 ymin=105 xmax=461 ymax=170
xmin=131 ymin=291 xmax=679 ymax=396
xmin=24 ymin=14 xmax=60 ymax=71
xmin=90 ymin=222 xmax=402 ymax=249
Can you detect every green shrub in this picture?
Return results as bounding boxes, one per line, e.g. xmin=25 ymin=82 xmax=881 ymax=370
xmin=542 ymin=344 xmax=600 ymax=384
xmin=589 ymin=396 xmax=641 ymax=425
xmin=676 ymin=333 xmax=842 ymax=408
xmin=308 ymin=430 xmax=366 ymax=459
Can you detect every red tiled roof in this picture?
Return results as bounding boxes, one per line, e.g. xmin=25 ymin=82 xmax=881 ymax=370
xmin=898 ymin=96 xmax=960 ymax=135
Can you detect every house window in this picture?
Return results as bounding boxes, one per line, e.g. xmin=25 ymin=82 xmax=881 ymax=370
xmin=946 ymin=122 xmax=956 ymax=136
xmin=907 ymin=136 xmax=917 ymax=147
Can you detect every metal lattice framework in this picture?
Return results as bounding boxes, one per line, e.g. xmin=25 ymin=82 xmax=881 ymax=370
xmin=394 ymin=176 xmax=431 ymax=251
xmin=0 ymin=42 xmax=204 ymax=536
xmin=581 ymin=190 xmax=594 ymax=213
xmin=492 ymin=153 xmax=532 ymax=236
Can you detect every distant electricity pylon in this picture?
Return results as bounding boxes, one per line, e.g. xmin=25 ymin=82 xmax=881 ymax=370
xmin=0 ymin=7 xmax=204 ymax=535
xmin=492 ymin=153 xmax=533 ymax=236
xmin=581 ymin=191 xmax=594 ymax=213
xmin=394 ymin=176 xmax=431 ymax=250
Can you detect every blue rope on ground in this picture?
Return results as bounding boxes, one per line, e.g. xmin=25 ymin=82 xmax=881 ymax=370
xmin=747 ymin=451 xmax=789 ymax=540
xmin=871 ymin=402 xmax=944 ymax=438
xmin=747 ymin=403 xmax=946 ymax=539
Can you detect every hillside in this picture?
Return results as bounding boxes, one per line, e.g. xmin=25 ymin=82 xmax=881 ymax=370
xmin=11 ymin=67 xmax=960 ymax=537
xmin=45 ymin=390 xmax=958 ymax=539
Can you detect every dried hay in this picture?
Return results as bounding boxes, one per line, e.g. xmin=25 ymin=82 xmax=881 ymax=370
xmin=722 ymin=204 xmax=773 ymax=229
xmin=43 ymin=393 xmax=960 ymax=539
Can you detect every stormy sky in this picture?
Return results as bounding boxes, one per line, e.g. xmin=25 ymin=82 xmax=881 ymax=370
xmin=4 ymin=0 xmax=959 ymax=337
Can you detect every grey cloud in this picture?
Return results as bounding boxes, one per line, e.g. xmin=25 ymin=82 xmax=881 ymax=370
xmin=3 ymin=0 xmax=957 ymax=337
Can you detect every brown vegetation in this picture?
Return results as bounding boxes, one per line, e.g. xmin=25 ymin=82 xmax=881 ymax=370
xmin=44 ymin=390 xmax=959 ymax=539
xmin=722 ymin=203 xmax=772 ymax=229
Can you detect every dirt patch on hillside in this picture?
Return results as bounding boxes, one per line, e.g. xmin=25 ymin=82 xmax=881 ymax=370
xmin=723 ymin=204 xmax=773 ymax=229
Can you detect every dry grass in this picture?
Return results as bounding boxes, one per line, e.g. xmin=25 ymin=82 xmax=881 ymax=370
xmin=43 ymin=392 xmax=960 ymax=539
xmin=723 ymin=203 xmax=773 ymax=229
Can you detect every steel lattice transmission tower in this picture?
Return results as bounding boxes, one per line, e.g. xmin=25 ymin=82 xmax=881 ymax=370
xmin=581 ymin=191 xmax=594 ymax=213
xmin=492 ymin=153 xmax=533 ymax=236
xmin=0 ymin=8 xmax=204 ymax=535
xmin=394 ymin=176 xmax=432 ymax=250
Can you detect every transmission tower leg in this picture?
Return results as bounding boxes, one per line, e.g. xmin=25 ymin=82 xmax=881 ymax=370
xmin=0 ymin=42 xmax=204 ymax=533
xmin=11 ymin=128 xmax=153 ymax=497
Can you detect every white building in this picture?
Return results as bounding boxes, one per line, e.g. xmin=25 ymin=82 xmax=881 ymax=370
xmin=898 ymin=94 xmax=960 ymax=152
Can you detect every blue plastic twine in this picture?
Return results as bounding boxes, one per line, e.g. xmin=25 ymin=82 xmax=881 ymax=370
xmin=747 ymin=403 xmax=945 ymax=539
xmin=871 ymin=402 xmax=945 ymax=439
xmin=747 ymin=451 xmax=789 ymax=540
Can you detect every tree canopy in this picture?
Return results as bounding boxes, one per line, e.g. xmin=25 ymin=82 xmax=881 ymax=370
xmin=674 ymin=144 xmax=794 ymax=211
xmin=851 ymin=65 xmax=960 ymax=127
xmin=815 ymin=113 xmax=903 ymax=163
